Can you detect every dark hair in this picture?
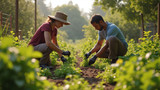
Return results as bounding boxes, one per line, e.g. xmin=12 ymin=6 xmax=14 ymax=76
xmin=90 ymin=14 xmax=104 ymax=24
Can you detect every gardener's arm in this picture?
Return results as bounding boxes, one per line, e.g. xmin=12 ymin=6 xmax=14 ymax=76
xmin=90 ymin=40 xmax=104 ymax=54
xmin=44 ymin=31 xmax=63 ymax=56
xmin=95 ymin=40 xmax=109 ymax=57
xmin=52 ymin=35 xmax=59 ymax=47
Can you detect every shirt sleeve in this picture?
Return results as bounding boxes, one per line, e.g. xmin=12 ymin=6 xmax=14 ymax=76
xmin=98 ymin=31 xmax=104 ymax=40
xmin=106 ymin=26 xmax=119 ymax=40
xmin=41 ymin=23 xmax=52 ymax=32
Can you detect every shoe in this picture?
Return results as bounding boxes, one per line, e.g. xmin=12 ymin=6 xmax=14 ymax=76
xmin=111 ymin=58 xmax=118 ymax=64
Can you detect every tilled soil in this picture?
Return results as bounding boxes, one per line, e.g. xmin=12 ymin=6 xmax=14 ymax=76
xmin=47 ymin=55 xmax=115 ymax=90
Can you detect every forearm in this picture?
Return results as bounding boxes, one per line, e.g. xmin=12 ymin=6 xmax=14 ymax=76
xmin=96 ymin=43 xmax=109 ymax=57
xmin=47 ymin=42 xmax=63 ymax=56
xmin=90 ymin=44 xmax=101 ymax=54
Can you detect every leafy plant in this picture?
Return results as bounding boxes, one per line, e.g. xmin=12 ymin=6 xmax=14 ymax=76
xmin=0 ymin=37 xmax=58 ymax=90
xmin=54 ymin=63 xmax=81 ymax=78
xmin=62 ymin=75 xmax=91 ymax=90
xmin=38 ymin=68 xmax=52 ymax=77
xmin=115 ymin=56 xmax=160 ymax=90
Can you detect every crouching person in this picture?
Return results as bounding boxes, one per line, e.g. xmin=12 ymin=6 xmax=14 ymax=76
xmin=85 ymin=14 xmax=128 ymax=65
xmin=28 ymin=12 xmax=71 ymax=68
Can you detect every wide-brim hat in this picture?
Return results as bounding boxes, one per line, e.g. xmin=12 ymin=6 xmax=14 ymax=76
xmin=48 ymin=12 xmax=70 ymax=25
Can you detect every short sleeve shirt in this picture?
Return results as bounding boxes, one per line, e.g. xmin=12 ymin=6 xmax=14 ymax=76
xmin=98 ymin=22 xmax=128 ymax=48
xmin=28 ymin=22 xmax=57 ymax=46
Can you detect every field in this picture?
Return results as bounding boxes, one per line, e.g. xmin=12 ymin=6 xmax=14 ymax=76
xmin=0 ymin=31 xmax=160 ymax=90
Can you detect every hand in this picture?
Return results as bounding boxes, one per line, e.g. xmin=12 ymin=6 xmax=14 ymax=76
xmin=89 ymin=55 xmax=97 ymax=65
xmin=85 ymin=51 xmax=91 ymax=59
xmin=62 ymin=51 xmax=71 ymax=56
xmin=61 ymin=56 xmax=67 ymax=63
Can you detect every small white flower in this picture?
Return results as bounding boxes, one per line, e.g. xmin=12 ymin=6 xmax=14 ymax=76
xmin=111 ymin=63 xmax=119 ymax=67
xmin=145 ymin=52 xmax=151 ymax=59
xmin=31 ymin=58 xmax=36 ymax=63
xmin=8 ymin=47 xmax=19 ymax=54
xmin=64 ymin=84 xmax=70 ymax=90
xmin=123 ymin=85 xmax=127 ymax=89
xmin=138 ymin=57 xmax=143 ymax=61
xmin=136 ymin=66 xmax=141 ymax=71
xmin=155 ymin=73 xmax=160 ymax=77
xmin=39 ymin=76 xmax=47 ymax=80
xmin=113 ymin=76 xmax=116 ymax=78
xmin=77 ymin=81 xmax=81 ymax=84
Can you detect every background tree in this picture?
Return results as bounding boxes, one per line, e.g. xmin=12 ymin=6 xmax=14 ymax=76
xmin=52 ymin=1 xmax=88 ymax=42
xmin=89 ymin=5 xmax=106 ymax=18
xmin=94 ymin=0 xmax=160 ymax=29
xmin=0 ymin=0 xmax=45 ymax=37
xmin=37 ymin=0 xmax=51 ymax=17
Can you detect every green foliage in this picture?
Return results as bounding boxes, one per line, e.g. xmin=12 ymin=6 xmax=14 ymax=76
xmin=94 ymin=58 xmax=111 ymax=70
xmin=115 ymin=56 xmax=160 ymax=90
xmin=62 ymin=75 xmax=91 ymax=90
xmin=82 ymin=24 xmax=98 ymax=40
xmin=53 ymin=2 xmax=88 ymax=41
xmin=50 ymin=51 xmax=59 ymax=66
xmin=0 ymin=36 xmax=59 ymax=89
xmin=127 ymin=31 xmax=160 ymax=58
xmin=78 ymin=38 xmax=97 ymax=67
xmin=94 ymin=0 xmax=159 ymax=24
xmin=54 ymin=63 xmax=81 ymax=78
xmin=38 ymin=68 xmax=52 ymax=77
xmin=0 ymin=0 xmax=45 ymax=37
xmin=96 ymin=63 xmax=117 ymax=83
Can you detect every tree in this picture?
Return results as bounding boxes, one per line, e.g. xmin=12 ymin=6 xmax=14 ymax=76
xmin=89 ymin=5 xmax=106 ymax=18
xmin=0 ymin=0 xmax=45 ymax=37
xmin=94 ymin=0 xmax=160 ymax=23
xmin=37 ymin=0 xmax=51 ymax=17
xmin=52 ymin=1 xmax=88 ymax=42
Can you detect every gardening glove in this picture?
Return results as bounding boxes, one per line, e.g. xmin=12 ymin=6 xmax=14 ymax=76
xmin=89 ymin=55 xmax=97 ymax=65
xmin=61 ymin=56 xmax=67 ymax=63
xmin=62 ymin=51 xmax=71 ymax=56
xmin=85 ymin=51 xmax=91 ymax=59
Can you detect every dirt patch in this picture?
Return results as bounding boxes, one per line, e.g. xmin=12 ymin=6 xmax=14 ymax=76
xmin=48 ymin=54 xmax=115 ymax=90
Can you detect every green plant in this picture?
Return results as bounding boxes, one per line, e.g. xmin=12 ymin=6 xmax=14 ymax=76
xmin=0 ymin=37 xmax=58 ymax=89
xmin=115 ymin=56 xmax=160 ymax=90
xmin=62 ymin=75 xmax=91 ymax=90
xmin=54 ymin=63 xmax=81 ymax=78
xmin=96 ymin=63 xmax=117 ymax=83
xmin=38 ymin=68 xmax=52 ymax=77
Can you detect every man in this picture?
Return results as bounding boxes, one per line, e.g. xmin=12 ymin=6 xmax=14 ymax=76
xmin=85 ymin=14 xmax=128 ymax=65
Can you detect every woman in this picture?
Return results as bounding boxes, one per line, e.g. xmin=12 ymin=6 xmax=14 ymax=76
xmin=28 ymin=12 xmax=71 ymax=68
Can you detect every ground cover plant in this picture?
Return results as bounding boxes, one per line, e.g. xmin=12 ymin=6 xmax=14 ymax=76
xmin=0 ymin=29 xmax=160 ymax=90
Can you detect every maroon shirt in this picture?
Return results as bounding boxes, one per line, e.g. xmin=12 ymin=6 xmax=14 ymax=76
xmin=28 ymin=22 xmax=57 ymax=46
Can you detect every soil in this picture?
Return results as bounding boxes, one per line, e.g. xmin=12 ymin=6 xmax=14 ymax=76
xmin=47 ymin=55 xmax=115 ymax=90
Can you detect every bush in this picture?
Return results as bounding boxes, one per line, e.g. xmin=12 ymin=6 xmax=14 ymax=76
xmin=0 ymin=37 xmax=57 ymax=89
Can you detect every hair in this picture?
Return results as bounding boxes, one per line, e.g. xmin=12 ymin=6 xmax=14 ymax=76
xmin=90 ymin=14 xmax=105 ymax=24
xmin=46 ymin=17 xmax=56 ymax=23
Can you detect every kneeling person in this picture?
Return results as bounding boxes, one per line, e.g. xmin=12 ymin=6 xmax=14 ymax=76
xmin=85 ymin=14 xmax=128 ymax=65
